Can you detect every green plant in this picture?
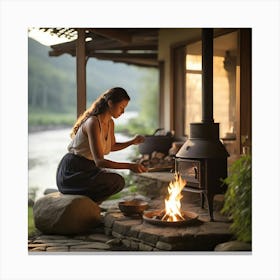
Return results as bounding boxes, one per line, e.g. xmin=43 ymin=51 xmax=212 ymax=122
xmin=221 ymin=154 xmax=252 ymax=242
xmin=28 ymin=206 xmax=37 ymax=237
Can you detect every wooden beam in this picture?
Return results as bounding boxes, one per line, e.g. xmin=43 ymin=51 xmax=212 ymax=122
xmin=49 ymin=42 xmax=158 ymax=57
xmin=87 ymin=52 xmax=158 ymax=67
xmin=76 ymin=28 xmax=87 ymax=118
xmin=89 ymin=28 xmax=132 ymax=44
xmin=49 ymin=29 xmax=158 ymax=57
xmin=50 ymin=40 xmax=76 ymax=51
xmin=92 ymin=57 xmax=158 ymax=67
xmin=87 ymin=52 xmax=157 ymax=60
xmin=49 ymin=49 xmax=75 ymax=57
xmin=86 ymin=39 xmax=157 ymax=51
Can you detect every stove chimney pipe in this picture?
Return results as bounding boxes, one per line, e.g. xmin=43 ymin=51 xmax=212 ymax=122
xmin=175 ymin=28 xmax=229 ymax=221
xmin=176 ymin=27 xmax=229 ymax=158
xmin=202 ymin=28 xmax=214 ymax=123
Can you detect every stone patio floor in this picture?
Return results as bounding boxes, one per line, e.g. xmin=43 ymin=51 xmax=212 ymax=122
xmin=28 ymin=190 xmax=235 ymax=253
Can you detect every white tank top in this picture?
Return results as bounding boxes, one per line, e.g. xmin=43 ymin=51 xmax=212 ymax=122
xmin=68 ymin=115 xmax=112 ymax=160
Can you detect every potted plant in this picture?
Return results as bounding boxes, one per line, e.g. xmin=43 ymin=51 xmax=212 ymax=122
xmin=221 ymin=154 xmax=252 ymax=243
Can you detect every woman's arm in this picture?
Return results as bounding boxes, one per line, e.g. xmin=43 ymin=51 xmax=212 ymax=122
xmin=84 ymin=117 xmax=146 ymax=173
xmin=110 ymin=120 xmax=145 ymax=151
xmin=111 ymin=137 xmax=143 ymax=151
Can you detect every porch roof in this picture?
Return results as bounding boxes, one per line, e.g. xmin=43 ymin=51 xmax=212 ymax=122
xmin=41 ymin=28 xmax=159 ymax=68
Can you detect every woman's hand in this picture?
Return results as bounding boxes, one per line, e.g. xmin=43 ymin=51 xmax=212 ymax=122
xmin=129 ymin=163 xmax=148 ymax=173
xmin=131 ymin=135 xmax=145 ymax=145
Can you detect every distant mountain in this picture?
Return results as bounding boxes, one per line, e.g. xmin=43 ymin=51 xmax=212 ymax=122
xmin=28 ymin=38 xmax=158 ymax=113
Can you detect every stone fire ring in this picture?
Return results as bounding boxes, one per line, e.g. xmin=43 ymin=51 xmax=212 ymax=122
xmin=142 ymin=209 xmax=199 ymax=227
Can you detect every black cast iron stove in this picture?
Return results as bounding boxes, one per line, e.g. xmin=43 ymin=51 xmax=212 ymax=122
xmin=175 ymin=29 xmax=229 ymax=221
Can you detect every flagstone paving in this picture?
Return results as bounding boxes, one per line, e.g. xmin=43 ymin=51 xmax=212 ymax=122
xmin=28 ymin=195 xmax=235 ymax=253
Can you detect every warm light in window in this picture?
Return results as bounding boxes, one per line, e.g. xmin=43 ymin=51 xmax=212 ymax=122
xmin=185 ymin=31 xmax=238 ymax=141
xmin=186 ymin=55 xmax=202 ymax=71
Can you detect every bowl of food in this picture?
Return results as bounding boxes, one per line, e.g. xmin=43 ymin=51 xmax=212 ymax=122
xmin=118 ymin=199 xmax=149 ymax=217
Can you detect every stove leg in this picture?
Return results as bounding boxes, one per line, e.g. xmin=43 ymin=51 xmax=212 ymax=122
xmin=200 ymin=193 xmax=205 ymax=208
xmin=206 ymin=193 xmax=214 ymax=222
xmin=201 ymin=192 xmax=214 ymax=221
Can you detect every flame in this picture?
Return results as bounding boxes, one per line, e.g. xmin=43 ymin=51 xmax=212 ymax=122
xmin=161 ymin=172 xmax=186 ymax=222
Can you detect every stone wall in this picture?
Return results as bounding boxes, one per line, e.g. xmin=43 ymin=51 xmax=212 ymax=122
xmin=104 ymin=210 xmax=233 ymax=251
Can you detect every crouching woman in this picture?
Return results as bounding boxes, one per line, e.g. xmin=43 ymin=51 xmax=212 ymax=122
xmin=56 ymin=87 xmax=147 ymax=204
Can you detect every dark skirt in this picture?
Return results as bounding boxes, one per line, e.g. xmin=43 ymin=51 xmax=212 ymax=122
xmin=56 ymin=153 xmax=125 ymax=203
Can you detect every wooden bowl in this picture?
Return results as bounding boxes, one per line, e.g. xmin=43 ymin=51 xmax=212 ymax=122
xmin=118 ymin=199 xmax=149 ymax=217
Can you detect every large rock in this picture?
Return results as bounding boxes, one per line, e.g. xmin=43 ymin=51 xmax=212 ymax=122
xmin=33 ymin=192 xmax=101 ymax=235
xmin=214 ymin=240 xmax=252 ymax=251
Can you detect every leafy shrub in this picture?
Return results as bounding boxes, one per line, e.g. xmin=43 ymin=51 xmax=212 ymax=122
xmin=221 ymin=154 xmax=252 ymax=242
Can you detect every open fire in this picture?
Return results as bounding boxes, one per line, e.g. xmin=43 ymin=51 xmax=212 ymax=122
xmin=161 ymin=172 xmax=186 ymax=222
xmin=143 ymin=173 xmax=198 ymax=226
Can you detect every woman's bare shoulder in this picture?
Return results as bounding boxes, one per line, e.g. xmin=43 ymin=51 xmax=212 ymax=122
xmin=86 ymin=115 xmax=98 ymax=124
xmin=83 ymin=116 xmax=100 ymax=132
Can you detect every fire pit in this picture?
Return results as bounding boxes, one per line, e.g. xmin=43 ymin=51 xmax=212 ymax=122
xmin=143 ymin=209 xmax=198 ymax=226
xmin=143 ymin=172 xmax=198 ymax=226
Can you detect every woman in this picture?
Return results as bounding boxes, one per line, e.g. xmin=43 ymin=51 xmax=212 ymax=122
xmin=56 ymin=87 xmax=147 ymax=204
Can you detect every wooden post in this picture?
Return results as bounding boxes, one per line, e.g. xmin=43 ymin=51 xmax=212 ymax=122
xmin=239 ymin=28 xmax=252 ymax=154
xmin=76 ymin=28 xmax=87 ymax=118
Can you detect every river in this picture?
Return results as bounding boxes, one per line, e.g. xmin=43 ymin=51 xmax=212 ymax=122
xmin=28 ymin=112 xmax=138 ymax=200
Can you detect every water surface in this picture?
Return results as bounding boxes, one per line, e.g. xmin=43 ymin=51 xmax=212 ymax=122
xmin=28 ymin=112 xmax=139 ymax=199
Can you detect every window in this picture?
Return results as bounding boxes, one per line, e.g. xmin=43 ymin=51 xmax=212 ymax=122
xmin=185 ymin=31 xmax=239 ymax=144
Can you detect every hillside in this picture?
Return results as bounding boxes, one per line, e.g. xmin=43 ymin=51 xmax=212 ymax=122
xmin=28 ymin=38 xmax=158 ymax=113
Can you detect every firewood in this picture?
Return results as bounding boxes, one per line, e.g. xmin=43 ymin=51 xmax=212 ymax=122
xmin=150 ymin=158 xmax=159 ymax=165
xmin=175 ymin=213 xmax=185 ymax=221
xmin=152 ymin=152 xmax=165 ymax=159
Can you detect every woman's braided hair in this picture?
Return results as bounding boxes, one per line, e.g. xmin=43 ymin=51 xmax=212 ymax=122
xmin=70 ymin=87 xmax=130 ymax=138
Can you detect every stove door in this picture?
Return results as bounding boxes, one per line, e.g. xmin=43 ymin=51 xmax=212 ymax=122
xmin=175 ymin=158 xmax=204 ymax=189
